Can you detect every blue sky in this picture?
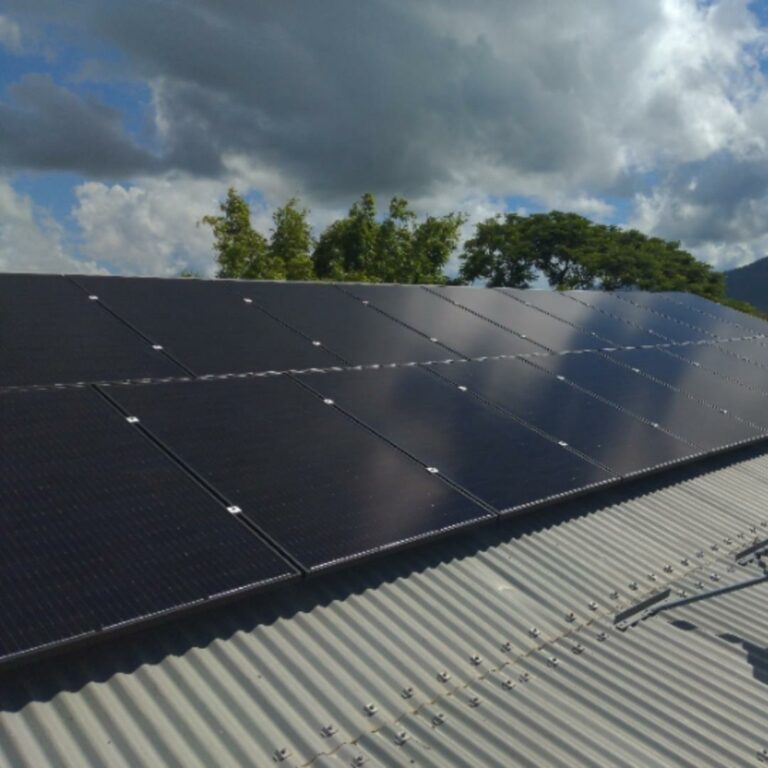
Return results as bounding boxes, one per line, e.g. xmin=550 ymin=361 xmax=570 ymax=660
xmin=1 ymin=1 xmax=768 ymax=277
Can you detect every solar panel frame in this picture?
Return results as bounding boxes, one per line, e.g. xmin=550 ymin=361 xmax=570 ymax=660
xmin=658 ymin=292 xmax=768 ymax=336
xmin=0 ymin=386 xmax=298 ymax=666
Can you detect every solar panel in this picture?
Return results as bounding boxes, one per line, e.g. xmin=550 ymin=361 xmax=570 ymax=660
xmin=716 ymin=338 xmax=768 ymax=369
xmin=501 ymin=289 xmax=661 ymax=347
xmin=299 ymin=365 xmax=615 ymax=514
xmin=0 ymin=274 xmax=181 ymax=387
xmin=566 ymin=290 xmax=710 ymax=343
xmin=108 ymin=377 xmax=492 ymax=571
xmin=659 ymin=292 xmax=768 ymax=336
xmin=0 ymin=387 xmax=296 ymax=665
xmin=73 ymin=276 xmax=340 ymax=376
xmin=341 ymin=284 xmax=542 ymax=358
xmin=531 ymin=351 xmax=761 ymax=450
xmin=618 ymin=292 xmax=746 ymax=339
xmin=428 ymin=286 xmax=605 ymax=351
xmin=605 ymin=347 xmax=768 ymax=430
xmin=232 ymin=282 xmax=451 ymax=365
xmin=435 ymin=357 xmax=696 ymax=476
xmin=669 ymin=343 xmax=768 ymax=394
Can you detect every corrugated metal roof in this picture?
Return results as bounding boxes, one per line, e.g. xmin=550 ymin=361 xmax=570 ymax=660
xmin=1 ymin=445 xmax=767 ymax=767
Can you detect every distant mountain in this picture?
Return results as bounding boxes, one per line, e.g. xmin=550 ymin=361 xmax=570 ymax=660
xmin=725 ymin=257 xmax=768 ymax=311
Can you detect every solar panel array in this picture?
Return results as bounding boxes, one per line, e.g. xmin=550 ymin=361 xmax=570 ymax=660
xmin=2 ymin=274 xmax=768 ymax=666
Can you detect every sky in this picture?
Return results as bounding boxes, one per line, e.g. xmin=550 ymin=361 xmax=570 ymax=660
xmin=1 ymin=0 xmax=768 ymax=278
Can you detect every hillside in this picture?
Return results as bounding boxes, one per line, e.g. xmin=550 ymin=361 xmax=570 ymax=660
xmin=725 ymin=256 xmax=768 ymax=311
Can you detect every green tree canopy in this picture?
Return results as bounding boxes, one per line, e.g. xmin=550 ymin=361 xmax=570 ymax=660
xmin=268 ymin=198 xmax=315 ymax=280
xmin=201 ymin=188 xmax=282 ymax=279
xmin=459 ymin=210 xmax=725 ymax=300
xmin=313 ymin=193 xmax=465 ymax=283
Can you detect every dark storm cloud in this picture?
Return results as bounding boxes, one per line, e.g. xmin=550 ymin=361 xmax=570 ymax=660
xmin=0 ymin=74 xmax=160 ymax=176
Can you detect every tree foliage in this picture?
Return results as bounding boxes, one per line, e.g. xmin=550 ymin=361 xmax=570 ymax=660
xmin=268 ymin=197 xmax=315 ymax=280
xmin=460 ymin=210 xmax=725 ymax=300
xmin=312 ymin=193 xmax=465 ymax=283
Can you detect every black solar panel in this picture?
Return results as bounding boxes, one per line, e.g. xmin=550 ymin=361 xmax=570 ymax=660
xmin=618 ymin=293 xmax=746 ymax=339
xmin=0 ymin=274 xmax=181 ymax=387
xmin=717 ymin=338 xmax=768 ymax=369
xmin=300 ymin=365 xmax=615 ymax=514
xmin=659 ymin=292 xmax=768 ymax=336
xmin=73 ymin=276 xmax=339 ymax=375
xmin=669 ymin=343 xmax=768 ymax=393
xmin=232 ymin=282 xmax=451 ymax=365
xmin=606 ymin=347 xmax=768 ymax=430
xmin=109 ymin=377 xmax=492 ymax=571
xmin=567 ymin=290 xmax=710 ymax=343
xmin=0 ymin=387 xmax=296 ymax=664
xmin=501 ymin=289 xmax=661 ymax=347
xmin=342 ymin=284 xmax=542 ymax=358
xmin=531 ymin=351 xmax=761 ymax=450
xmin=429 ymin=286 xmax=604 ymax=351
xmin=435 ymin=357 xmax=696 ymax=476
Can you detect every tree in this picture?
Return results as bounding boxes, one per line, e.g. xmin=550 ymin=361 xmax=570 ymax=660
xmin=313 ymin=193 xmax=465 ymax=283
xmin=459 ymin=210 xmax=727 ymax=301
xmin=201 ymin=188 xmax=283 ymax=279
xmin=268 ymin=198 xmax=315 ymax=280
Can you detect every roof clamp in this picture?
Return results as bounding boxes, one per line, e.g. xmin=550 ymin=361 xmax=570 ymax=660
xmin=468 ymin=695 xmax=481 ymax=708
xmin=311 ymin=340 xmax=322 ymax=347
xmin=429 ymin=337 xmax=439 ymax=343
xmin=501 ymin=640 xmax=513 ymax=652
xmin=457 ymin=385 xmax=468 ymax=392
xmin=363 ymin=702 xmax=378 ymax=716
xmin=432 ymin=713 xmax=446 ymax=727
xmin=565 ymin=611 xmax=575 ymax=623
xmin=152 ymin=344 xmax=164 ymax=351
xmin=401 ymin=686 xmax=414 ymax=699
xmin=502 ymin=678 xmax=515 ymax=690
xmin=572 ymin=642 xmax=585 ymax=655
xmin=88 ymin=295 xmax=99 ymax=301
xmin=351 ymin=756 xmax=367 ymax=767
xmin=437 ymin=670 xmax=451 ymax=683
xmin=394 ymin=730 xmax=409 ymax=746
xmin=547 ymin=656 xmax=560 ymax=668
xmin=529 ymin=627 xmax=541 ymax=638
xmin=227 ymin=506 xmax=242 ymax=515
xmin=273 ymin=747 xmax=291 ymax=762
xmin=320 ymin=724 xmax=338 ymax=738
xmin=558 ymin=441 xmax=569 ymax=448
xmin=126 ymin=416 xmax=140 ymax=424
xmin=243 ymin=298 xmax=253 ymax=303
xmin=588 ymin=601 xmax=599 ymax=611
xmin=426 ymin=466 xmax=439 ymax=475
xmin=323 ymin=398 xmax=335 ymax=406
xmin=469 ymin=654 xmax=483 ymax=666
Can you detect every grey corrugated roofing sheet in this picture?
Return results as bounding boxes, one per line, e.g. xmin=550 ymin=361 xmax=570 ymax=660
xmin=1 ymin=445 xmax=767 ymax=767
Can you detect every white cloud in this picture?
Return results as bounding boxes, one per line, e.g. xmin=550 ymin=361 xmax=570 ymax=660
xmin=0 ymin=15 xmax=21 ymax=53
xmin=0 ymin=179 xmax=102 ymax=273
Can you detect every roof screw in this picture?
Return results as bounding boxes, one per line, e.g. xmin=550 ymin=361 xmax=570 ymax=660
xmin=469 ymin=654 xmax=483 ymax=666
xmin=757 ymin=748 xmax=768 ymax=762
xmin=696 ymin=580 xmax=704 ymax=589
xmin=725 ymin=537 xmax=733 ymax=545
xmin=321 ymin=724 xmax=338 ymax=737
xmin=529 ymin=627 xmax=541 ymax=638
xmin=565 ymin=611 xmax=575 ymax=623
xmin=547 ymin=656 xmax=559 ymax=668
xmin=762 ymin=521 xmax=768 ymax=527
xmin=737 ymin=532 xmax=745 ymax=539
xmin=710 ymin=573 xmax=721 ymax=582
xmin=663 ymin=564 xmax=673 ymax=574
xmin=696 ymin=550 xmax=705 ymax=558
xmin=501 ymin=641 xmax=512 ymax=652
xmin=677 ymin=589 xmax=687 ymax=597
xmin=647 ymin=573 xmax=657 ymax=582
xmin=727 ymin=564 xmax=736 ymax=572
xmin=596 ymin=631 xmax=608 ymax=642
xmin=680 ymin=558 xmax=690 ymax=566
xmin=750 ymin=526 xmax=757 ymax=533
xmin=588 ymin=601 xmax=598 ymax=611
xmin=711 ymin=544 xmax=720 ymax=552
xmin=502 ymin=678 xmax=515 ymax=690
xmin=401 ymin=686 xmax=414 ymax=699
xmin=519 ymin=672 xmax=530 ymax=683
xmin=351 ymin=756 xmax=367 ymax=767
xmin=572 ymin=643 xmax=584 ymax=655
xmin=394 ymin=730 xmax=409 ymax=745
xmin=468 ymin=695 xmax=481 ymax=708
xmin=437 ymin=670 xmax=451 ymax=683
xmin=629 ymin=581 xmax=639 ymax=591
xmin=363 ymin=703 xmax=378 ymax=716
xmin=273 ymin=747 xmax=291 ymax=762
xmin=609 ymin=590 xmax=620 ymax=600
xmin=432 ymin=713 xmax=446 ymax=727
